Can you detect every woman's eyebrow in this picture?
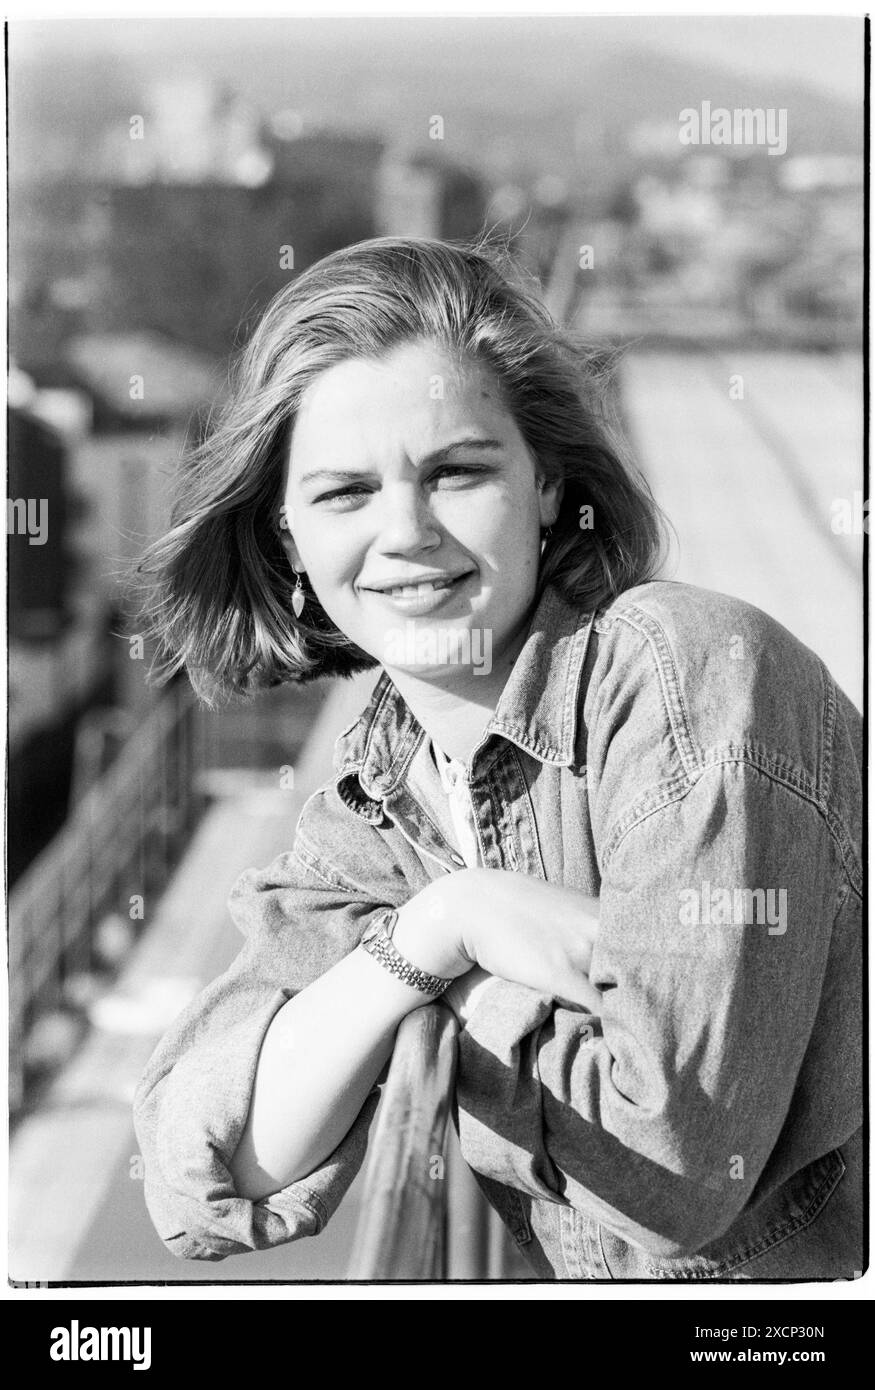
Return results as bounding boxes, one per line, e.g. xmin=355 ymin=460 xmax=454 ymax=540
xmin=298 ymin=466 xmax=370 ymax=486
xmin=417 ymin=437 xmax=505 ymax=466
xmin=298 ymin=438 xmax=505 ymax=486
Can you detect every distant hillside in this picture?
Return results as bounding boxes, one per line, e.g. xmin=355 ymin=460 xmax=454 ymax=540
xmin=9 ymin=18 xmax=863 ymax=185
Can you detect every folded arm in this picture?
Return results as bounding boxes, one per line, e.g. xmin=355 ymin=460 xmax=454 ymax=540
xmin=134 ymin=783 xmax=601 ymax=1258
xmin=231 ymin=866 xmax=600 ymax=1199
xmin=132 ymin=785 xmax=422 ymax=1260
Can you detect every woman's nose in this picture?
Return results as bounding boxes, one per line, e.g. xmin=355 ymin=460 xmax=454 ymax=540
xmin=374 ymin=484 xmax=441 ymax=554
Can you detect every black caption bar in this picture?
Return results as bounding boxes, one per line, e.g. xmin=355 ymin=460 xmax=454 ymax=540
xmin=4 ymin=1291 xmax=872 ymax=1372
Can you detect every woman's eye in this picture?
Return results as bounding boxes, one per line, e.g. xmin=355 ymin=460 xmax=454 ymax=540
xmin=311 ymin=464 xmax=495 ymax=506
xmin=313 ymin=484 xmax=371 ymax=505
xmin=431 ymin=464 xmax=492 ymax=486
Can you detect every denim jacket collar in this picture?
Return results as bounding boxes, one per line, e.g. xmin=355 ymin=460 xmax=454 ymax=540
xmin=332 ymin=582 xmax=595 ymax=821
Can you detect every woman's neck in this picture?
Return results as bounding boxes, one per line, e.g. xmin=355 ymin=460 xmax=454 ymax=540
xmin=384 ymin=619 xmax=531 ymax=765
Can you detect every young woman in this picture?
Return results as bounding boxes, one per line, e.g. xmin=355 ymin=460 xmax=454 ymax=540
xmin=134 ymin=236 xmax=863 ymax=1280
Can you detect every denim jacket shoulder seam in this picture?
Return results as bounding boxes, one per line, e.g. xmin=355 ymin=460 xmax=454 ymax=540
xmin=602 ymin=748 xmax=860 ymax=890
xmin=819 ymin=662 xmax=837 ymax=803
xmin=600 ymin=772 xmax=693 ymax=871
xmin=825 ymin=811 xmax=863 ymax=899
xmin=596 ymin=606 xmax=702 ymax=781
xmin=817 ymin=664 xmax=861 ymax=894
xmin=836 ymin=860 xmax=863 ymax=905
xmin=595 ymin=603 xmax=861 ymax=892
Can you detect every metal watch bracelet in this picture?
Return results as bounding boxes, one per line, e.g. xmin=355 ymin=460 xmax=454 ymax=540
xmin=359 ymin=908 xmax=451 ymax=997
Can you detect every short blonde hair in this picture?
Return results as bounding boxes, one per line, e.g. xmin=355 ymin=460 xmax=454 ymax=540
xmin=138 ymin=234 xmax=667 ymax=705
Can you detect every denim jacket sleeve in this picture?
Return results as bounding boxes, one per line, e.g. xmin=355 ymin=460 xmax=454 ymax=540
xmin=455 ymin=588 xmax=862 ymax=1257
xmin=132 ymin=785 xmax=413 ymax=1261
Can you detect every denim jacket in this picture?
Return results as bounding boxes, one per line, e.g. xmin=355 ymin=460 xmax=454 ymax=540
xmin=133 ymin=579 xmax=864 ymax=1280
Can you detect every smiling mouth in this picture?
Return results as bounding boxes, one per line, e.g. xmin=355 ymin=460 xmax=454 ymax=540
xmin=364 ymin=573 xmax=473 ymax=599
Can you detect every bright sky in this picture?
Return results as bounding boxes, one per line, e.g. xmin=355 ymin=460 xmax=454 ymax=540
xmin=9 ymin=13 xmax=864 ymax=103
xmin=636 ymin=16 xmax=863 ymax=101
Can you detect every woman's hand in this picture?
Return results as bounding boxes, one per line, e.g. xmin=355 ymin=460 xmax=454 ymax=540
xmin=441 ymin=965 xmax=498 ymax=1025
xmin=421 ymin=867 xmax=601 ymax=1012
xmin=390 ymin=878 xmax=478 ymax=981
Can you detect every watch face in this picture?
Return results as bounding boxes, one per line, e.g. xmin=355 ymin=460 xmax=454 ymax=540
xmin=361 ymin=911 xmax=391 ymax=946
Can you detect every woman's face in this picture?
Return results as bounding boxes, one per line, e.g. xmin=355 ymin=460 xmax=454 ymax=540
xmin=281 ymin=338 xmax=562 ymax=680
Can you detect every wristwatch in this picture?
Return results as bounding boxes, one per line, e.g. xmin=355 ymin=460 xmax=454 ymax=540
xmin=359 ymin=908 xmax=451 ymax=997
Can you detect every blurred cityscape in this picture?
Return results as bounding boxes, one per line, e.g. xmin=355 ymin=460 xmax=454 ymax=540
xmin=5 ymin=19 xmax=865 ymax=1280
xmin=9 ymin=32 xmax=864 ymax=850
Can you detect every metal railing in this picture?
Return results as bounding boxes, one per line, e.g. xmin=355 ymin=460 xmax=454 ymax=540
xmin=7 ymin=681 xmax=201 ymax=1110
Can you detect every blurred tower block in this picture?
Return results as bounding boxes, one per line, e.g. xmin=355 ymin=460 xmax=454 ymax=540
xmin=7 ymin=407 xmax=69 ymax=639
xmin=102 ymin=78 xmax=271 ymax=186
xmin=65 ymin=330 xmax=222 ymax=432
xmin=63 ymin=330 xmax=226 ymax=715
xmin=377 ymin=153 xmax=442 ymax=237
xmin=267 ymin=128 xmax=385 ymax=204
xmin=376 ymin=149 xmax=487 ymax=240
xmin=8 ymin=393 xmax=117 ymax=884
xmin=99 ymin=139 xmax=383 ymax=357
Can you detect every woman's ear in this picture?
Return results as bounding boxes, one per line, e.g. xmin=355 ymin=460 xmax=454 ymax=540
xmin=278 ymin=509 xmax=303 ymax=572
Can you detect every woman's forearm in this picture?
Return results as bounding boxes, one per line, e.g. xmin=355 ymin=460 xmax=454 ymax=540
xmin=228 ymin=867 xmax=599 ymax=1203
xmin=228 ymin=888 xmax=470 ymax=1202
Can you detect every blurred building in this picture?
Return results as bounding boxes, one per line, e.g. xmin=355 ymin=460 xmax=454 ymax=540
xmin=376 ymin=149 xmax=488 ymax=240
xmin=63 ymin=330 xmax=225 ymax=713
xmin=99 ymin=79 xmax=271 ymax=187
xmin=7 ymin=63 xmax=861 ymax=879
xmin=12 ymin=87 xmax=487 ymax=371
xmin=7 ymin=328 xmax=226 ymax=887
xmin=7 ymin=78 xmax=487 ymax=895
xmin=7 ymin=381 xmax=116 ymax=884
xmin=574 ymin=140 xmax=864 ymax=346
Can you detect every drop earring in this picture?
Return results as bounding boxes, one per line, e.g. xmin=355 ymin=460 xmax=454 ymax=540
xmin=292 ymin=568 xmax=306 ymax=618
